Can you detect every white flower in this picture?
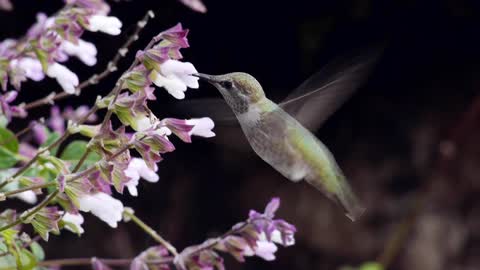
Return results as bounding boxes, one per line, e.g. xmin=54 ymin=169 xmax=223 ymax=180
xmin=62 ymin=213 xmax=85 ymax=235
xmin=87 ymin=15 xmax=122 ymax=35
xmin=12 ymin=190 xmax=38 ymax=204
xmin=179 ymin=0 xmax=207 ymax=13
xmin=186 ymin=117 xmax=215 ymax=138
xmin=78 ymin=192 xmax=124 ymax=228
xmin=271 ymin=229 xmax=295 ymax=246
xmin=14 ymin=57 xmax=44 ymax=81
xmin=124 ymin=158 xmax=159 ymax=196
xmin=46 ymin=63 xmax=79 ymax=94
xmin=243 ymin=230 xmax=294 ymax=261
xmin=151 ymin=59 xmax=199 ymax=99
xmin=156 ymin=126 xmax=172 ymax=136
xmin=2 ymin=176 xmax=38 ymax=204
xmin=62 ymin=39 xmax=98 ymax=66
xmin=243 ymin=232 xmax=278 ymax=261
xmin=135 ymin=116 xmax=153 ymax=132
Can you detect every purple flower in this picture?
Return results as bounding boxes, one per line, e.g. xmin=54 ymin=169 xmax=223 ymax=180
xmin=0 ymin=0 xmax=13 ymax=11
xmin=29 ymin=206 xmax=61 ymax=241
xmin=131 ymin=246 xmax=170 ymax=270
xmin=162 ymin=118 xmax=194 ymax=143
xmin=156 ymin=23 xmax=190 ymax=49
xmin=32 ymin=122 xmax=48 ymax=145
xmin=0 ymin=91 xmax=27 ymax=122
xmin=47 ymin=106 xmax=66 ymax=134
xmin=63 ymin=105 xmax=98 ymax=123
xmin=176 ymin=197 xmax=296 ymax=268
xmin=19 ymin=143 xmax=37 ymax=159
xmin=134 ymin=128 xmax=175 ymax=169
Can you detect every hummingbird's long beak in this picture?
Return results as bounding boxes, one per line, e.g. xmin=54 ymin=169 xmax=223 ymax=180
xmin=193 ymin=73 xmax=220 ymax=84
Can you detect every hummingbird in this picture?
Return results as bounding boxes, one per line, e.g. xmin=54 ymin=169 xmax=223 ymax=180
xmin=193 ymin=51 xmax=379 ymax=221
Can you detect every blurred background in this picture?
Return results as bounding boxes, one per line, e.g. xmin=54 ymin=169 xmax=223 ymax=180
xmin=2 ymin=0 xmax=480 ymax=269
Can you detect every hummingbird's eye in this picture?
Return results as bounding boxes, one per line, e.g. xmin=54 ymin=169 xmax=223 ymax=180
xmin=220 ymin=81 xmax=233 ymax=89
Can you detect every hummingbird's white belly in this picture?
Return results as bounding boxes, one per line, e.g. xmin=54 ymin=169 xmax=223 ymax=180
xmin=237 ymin=106 xmax=309 ymax=182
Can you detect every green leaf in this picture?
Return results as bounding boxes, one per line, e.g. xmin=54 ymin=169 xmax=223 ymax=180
xmin=60 ymin=140 xmax=100 ymax=170
xmin=0 ymin=128 xmax=19 ymax=169
xmin=0 ymin=254 xmax=17 ymax=270
xmin=29 ymin=242 xmax=44 ymax=261
xmin=17 ymin=249 xmax=37 ymax=270
xmin=0 ymin=115 xmax=8 ymax=128
xmin=0 ymin=229 xmax=18 ymax=243
xmin=40 ymin=131 xmax=60 ymax=157
xmin=359 ymin=262 xmax=384 ymax=270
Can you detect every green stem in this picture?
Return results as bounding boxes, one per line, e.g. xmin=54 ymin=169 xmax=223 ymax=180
xmin=2 ymin=182 xmax=56 ymax=198
xmin=123 ymin=210 xmax=178 ymax=256
xmin=72 ymin=148 xmax=92 ymax=173
xmin=0 ymin=190 xmax=59 ymax=233
xmin=37 ymin=257 xmax=173 ymax=267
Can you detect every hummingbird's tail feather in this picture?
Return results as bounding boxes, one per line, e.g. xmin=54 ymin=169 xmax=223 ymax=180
xmin=305 ymin=174 xmax=365 ymax=222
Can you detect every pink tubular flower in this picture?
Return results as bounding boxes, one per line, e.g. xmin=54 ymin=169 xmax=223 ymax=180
xmin=163 ymin=117 xmax=215 ymax=143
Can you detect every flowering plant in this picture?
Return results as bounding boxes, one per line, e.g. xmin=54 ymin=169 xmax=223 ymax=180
xmin=0 ymin=1 xmax=297 ymax=269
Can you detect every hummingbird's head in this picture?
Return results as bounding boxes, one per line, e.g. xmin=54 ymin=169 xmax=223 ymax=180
xmin=195 ymin=72 xmax=265 ymax=114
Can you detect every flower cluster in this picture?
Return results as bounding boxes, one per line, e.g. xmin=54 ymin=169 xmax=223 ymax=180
xmin=0 ymin=2 xmax=300 ymax=270
xmin=126 ymin=23 xmax=200 ymax=99
xmin=5 ymin=21 xmax=212 ymax=232
xmin=0 ymin=0 xmax=122 ymax=95
xmin=173 ymin=198 xmax=296 ymax=270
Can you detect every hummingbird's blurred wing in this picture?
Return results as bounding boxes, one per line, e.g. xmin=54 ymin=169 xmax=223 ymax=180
xmin=279 ymin=49 xmax=381 ymax=131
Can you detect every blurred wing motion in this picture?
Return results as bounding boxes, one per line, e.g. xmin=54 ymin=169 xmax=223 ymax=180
xmin=172 ymin=98 xmax=238 ymax=126
xmin=178 ymin=48 xmax=381 ymax=132
xmin=280 ymin=48 xmax=382 ymax=131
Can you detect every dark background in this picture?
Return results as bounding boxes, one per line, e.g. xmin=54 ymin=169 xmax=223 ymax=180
xmin=3 ymin=0 xmax=480 ymax=269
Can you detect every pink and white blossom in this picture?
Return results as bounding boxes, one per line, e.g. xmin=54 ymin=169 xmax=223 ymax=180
xmin=124 ymin=158 xmax=159 ymax=196
xmin=151 ymin=59 xmax=199 ymax=99
xmin=46 ymin=63 xmax=79 ymax=94
xmin=243 ymin=236 xmax=278 ymax=261
xmin=12 ymin=57 xmax=44 ymax=81
xmin=178 ymin=0 xmax=207 ymax=13
xmin=78 ymin=192 xmax=124 ymax=228
xmin=186 ymin=117 xmax=215 ymax=138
